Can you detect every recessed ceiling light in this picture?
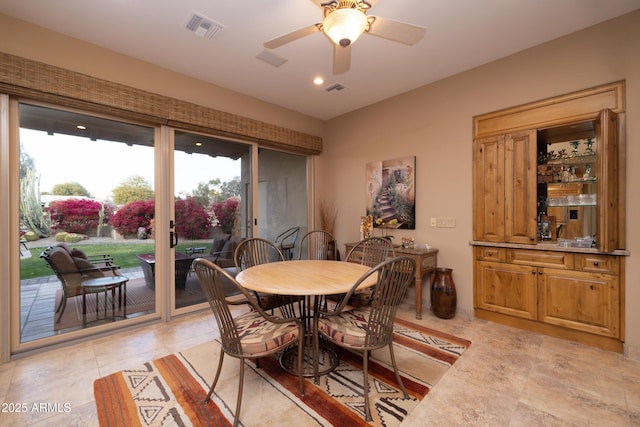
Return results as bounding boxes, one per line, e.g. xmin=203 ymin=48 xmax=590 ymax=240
xmin=195 ymin=142 xmax=203 ymax=146
xmin=313 ymin=77 xmax=324 ymax=85
xmin=76 ymin=125 xmax=86 ymax=130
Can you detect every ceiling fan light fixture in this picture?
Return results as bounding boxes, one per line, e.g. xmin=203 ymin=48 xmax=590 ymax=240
xmin=323 ymin=8 xmax=368 ymax=47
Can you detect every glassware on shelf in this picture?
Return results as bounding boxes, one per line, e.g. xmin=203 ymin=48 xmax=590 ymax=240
xmin=568 ymin=166 xmax=577 ymax=181
xmin=570 ymin=140 xmax=580 ymax=156
xmin=585 ymin=138 xmax=595 ymax=155
xmin=583 ymin=163 xmax=592 ymax=179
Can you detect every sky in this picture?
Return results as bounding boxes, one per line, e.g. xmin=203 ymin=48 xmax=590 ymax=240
xmin=20 ymin=129 xmax=240 ymax=201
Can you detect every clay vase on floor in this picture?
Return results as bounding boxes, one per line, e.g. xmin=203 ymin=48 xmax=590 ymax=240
xmin=431 ymin=267 xmax=457 ymax=319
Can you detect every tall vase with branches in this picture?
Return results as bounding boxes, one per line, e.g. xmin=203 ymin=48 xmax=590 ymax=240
xmin=318 ymin=199 xmax=337 ymax=235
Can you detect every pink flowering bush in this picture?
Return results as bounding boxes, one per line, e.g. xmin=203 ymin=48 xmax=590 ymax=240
xmin=110 ymin=199 xmax=155 ymax=237
xmin=47 ymin=199 xmax=108 ymax=235
xmin=175 ymin=197 xmax=212 ymax=239
xmin=211 ymin=197 xmax=239 ymax=233
xmin=111 ymin=198 xmax=211 ymax=239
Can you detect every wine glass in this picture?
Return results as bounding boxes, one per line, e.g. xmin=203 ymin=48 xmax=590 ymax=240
xmin=585 ymin=138 xmax=595 ymax=155
xmin=570 ymin=140 xmax=580 ymax=156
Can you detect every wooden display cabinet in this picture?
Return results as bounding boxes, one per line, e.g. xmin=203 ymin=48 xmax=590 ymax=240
xmin=471 ymin=82 xmax=627 ymax=352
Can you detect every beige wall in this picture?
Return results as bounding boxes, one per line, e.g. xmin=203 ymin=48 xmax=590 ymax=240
xmin=319 ymin=10 xmax=640 ymax=357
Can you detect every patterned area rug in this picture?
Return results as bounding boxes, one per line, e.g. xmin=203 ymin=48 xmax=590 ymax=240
xmin=94 ymin=318 xmax=470 ymax=426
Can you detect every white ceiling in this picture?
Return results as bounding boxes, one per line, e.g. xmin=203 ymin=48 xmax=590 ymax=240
xmin=1 ymin=0 xmax=639 ymax=121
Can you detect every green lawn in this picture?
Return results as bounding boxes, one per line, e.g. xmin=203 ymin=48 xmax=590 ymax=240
xmin=20 ymin=242 xmax=208 ymax=279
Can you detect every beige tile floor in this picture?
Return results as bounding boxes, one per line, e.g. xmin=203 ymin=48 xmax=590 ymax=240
xmin=1 ymin=294 xmax=639 ymax=426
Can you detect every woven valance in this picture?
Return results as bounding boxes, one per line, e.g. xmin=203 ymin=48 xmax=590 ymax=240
xmin=0 ymin=51 xmax=322 ymax=155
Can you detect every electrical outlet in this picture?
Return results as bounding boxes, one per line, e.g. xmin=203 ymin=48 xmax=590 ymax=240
xmin=436 ymin=217 xmax=456 ymax=228
xmin=430 ymin=217 xmax=437 ymax=226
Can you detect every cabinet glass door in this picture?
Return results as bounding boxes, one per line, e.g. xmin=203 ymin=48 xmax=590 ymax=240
xmin=537 ymin=121 xmax=598 ymax=245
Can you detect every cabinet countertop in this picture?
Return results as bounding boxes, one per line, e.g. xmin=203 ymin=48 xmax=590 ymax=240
xmin=469 ymin=240 xmax=630 ymax=256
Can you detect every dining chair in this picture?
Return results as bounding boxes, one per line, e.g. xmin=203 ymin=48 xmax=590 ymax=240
xmin=312 ymin=256 xmax=417 ymax=422
xmin=299 ymin=230 xmax=337 ymax=260
xmin=343 ymin=236 xmax=396 ymax=306
xmin=234 ymin=237 xmax=299 ymax=313
xmin=193 ymin=258 xmax=304 ymax=427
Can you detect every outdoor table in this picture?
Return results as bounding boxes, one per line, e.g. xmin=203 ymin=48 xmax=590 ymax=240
xmin=136 ymin=253 xmax=193 ymax=289
xmin=236 ymin=260 xmax=376 ymax=377
xmin=81 ymin=275 xmax=128 ymax=327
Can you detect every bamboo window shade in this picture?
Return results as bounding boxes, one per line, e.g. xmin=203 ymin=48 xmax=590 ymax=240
xmin=0 ymin=51 xmax=322 ymax=155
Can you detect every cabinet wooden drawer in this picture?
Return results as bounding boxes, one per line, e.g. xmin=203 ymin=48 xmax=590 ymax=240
xmin=508 ymin=249 xmax=573 ymax=269
xmin=574 ymin=254 xmax=620 ymax=275
xmin=476 ymin=247 xmax=506 ymax=262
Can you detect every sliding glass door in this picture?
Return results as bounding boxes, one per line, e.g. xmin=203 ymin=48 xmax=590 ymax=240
xmin=9 ymin=100 xmax=308 ymax=354
xmin=17 ymin=103 xmax=157 ymax=342
xmin=171 ymin=130 xmax=253 ymax=312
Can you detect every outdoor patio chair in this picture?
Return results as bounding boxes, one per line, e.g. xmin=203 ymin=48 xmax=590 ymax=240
xmin=274 ymin=226 xmax=300 ymax=260
xmin=40 ymin=245 xmax=124 ymax=323
xmin=193 ymin=258 xmax=304 ymax=427
xmin=313 ymin=256 xmax=416 ymax=422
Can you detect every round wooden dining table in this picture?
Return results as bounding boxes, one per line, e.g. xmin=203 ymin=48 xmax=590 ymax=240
xmin=235 ymin=260 xmax=376 ymax=296
xmin=236 ymin=260 xmax=377 ymax=377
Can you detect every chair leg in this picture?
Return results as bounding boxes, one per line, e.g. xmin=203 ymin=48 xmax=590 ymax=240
xmin=205 ymin=351 xmax=225 ymax=402
xmin=388 ymin=342 xmax=408 ymax=398
xmin=55 ymin=295 xmax=67 ymax=323
xmin=363 ymin=350 xmax=372 ymax=422
xmin=233 ymin=358 xmax=245 ymax=427
xmin=297 ymin=329 xmax=304 ymax=396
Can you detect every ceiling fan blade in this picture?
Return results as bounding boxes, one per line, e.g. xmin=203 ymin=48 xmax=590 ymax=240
xmin=367 ymin=16 xmax=426 ymax=45
xmin=333 ymin=44 xmax=351 ymax=74
xmin=264 ymin=24 xmax=321 ymax=49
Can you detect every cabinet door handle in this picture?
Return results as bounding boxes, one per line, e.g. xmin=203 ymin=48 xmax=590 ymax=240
xmin=538 ymin=271 xmax=543 ymax=275
xmin=532 ymin=271 xmax=536 ymax=275
xmin=487 ymin=252 xmax=493 ymax=256
xmin=593 ymin=261 xmax=599 ymax=266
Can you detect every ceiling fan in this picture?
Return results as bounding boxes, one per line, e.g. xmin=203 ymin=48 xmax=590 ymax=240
xmin=263 ymin=0 xmax=426 ymax=74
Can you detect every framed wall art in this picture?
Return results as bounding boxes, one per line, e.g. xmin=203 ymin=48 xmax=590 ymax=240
xmin=365 ymin=156 xmax=416 ymax=230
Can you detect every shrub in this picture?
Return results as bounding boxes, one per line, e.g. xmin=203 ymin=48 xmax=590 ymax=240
xmin=111 ymin=197 xmax=216 ymax=239
xmin=23 ymin=231 xmax=40 ymax=241
xmin=64 ymin=233 xmax=83 ymax=243
xmin=55 ymin=232 xmax=68 ymax=242
xmin=211 ymin=197 xmax=239 ymax=234
xmin=175 ymin=197 xmax=212 ymax=239
xmin=110 ymin=199 xmax=155 ymax=237
xmin=47 ymin=199 xmax=104 ymax=235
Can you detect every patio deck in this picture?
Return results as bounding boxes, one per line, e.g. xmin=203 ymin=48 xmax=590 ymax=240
xmin=19 ymin=267 xmax=146 ymax=342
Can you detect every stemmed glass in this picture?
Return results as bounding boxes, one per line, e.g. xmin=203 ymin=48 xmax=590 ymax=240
xmin=570 ymin=140 xmax=580 ymax=156
xmin=585 ymin=138 xmax=595 ymax=155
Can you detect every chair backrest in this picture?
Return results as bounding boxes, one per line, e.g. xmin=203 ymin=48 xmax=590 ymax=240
xmin=234 ymin=238 xmax=285 ymax=271
xmin=348 ymin=256 xmax=416 ymax=348
xmin=345 ymin=237 xmax=395 ymax=268
xmin=40 ymin=246 xmax=104 ymax=297
xmin=299 ymin=230 xmax=336 ymax=260
xmin=193 ymin=258 xmax=271 ymax=357
xmin=275 ymin=226 xmax=300 ymax=250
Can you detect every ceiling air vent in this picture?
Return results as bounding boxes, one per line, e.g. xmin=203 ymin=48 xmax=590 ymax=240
xmin=325 ymin=83 xmax=350 ymax=93
xmin=183 ymin=11 xmax=224 ymax=39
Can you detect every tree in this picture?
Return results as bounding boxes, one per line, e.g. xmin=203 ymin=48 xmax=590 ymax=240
xmin=52 ymin=182 xmax=92 ymax=197
xmin=191 ymin=178 xmax=221 ymax=207
xmin=111 ymin=175 xmax=154 ymax=205
xmin=219 ymin=177 xmax=241 ymax=200
xmin=19 ymin=143 xmax=36 ymax=180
